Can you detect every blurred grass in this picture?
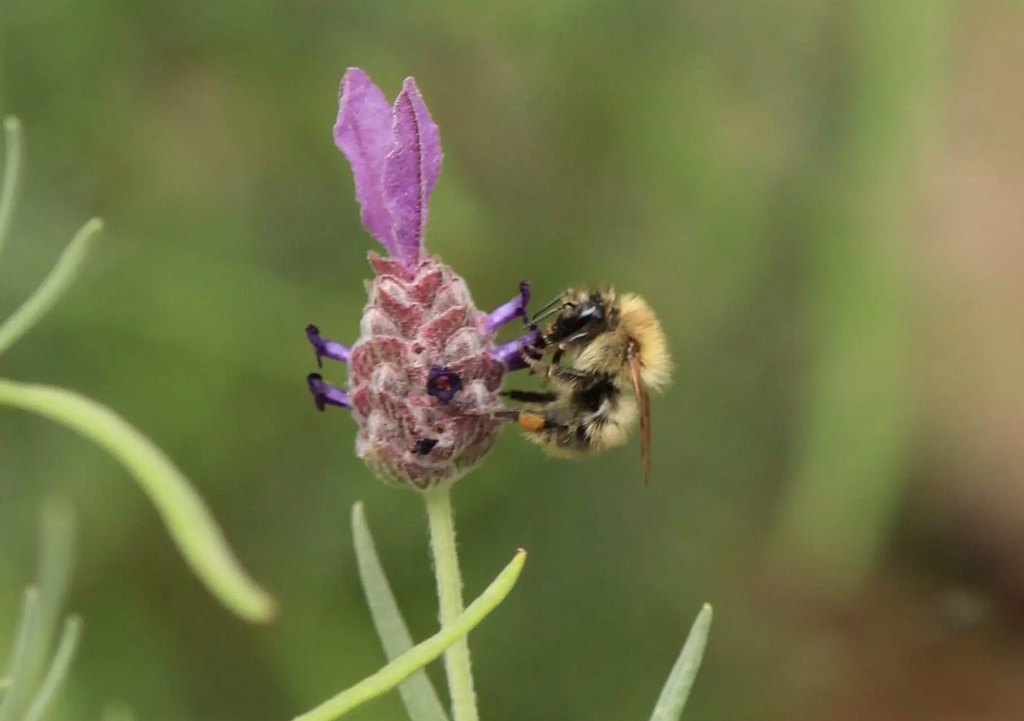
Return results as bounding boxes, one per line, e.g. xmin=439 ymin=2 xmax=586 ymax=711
xmin=0 ymin=0 xmax=1006 ymax=720
xmin=771 ymin=0 xmax=954 ymax=590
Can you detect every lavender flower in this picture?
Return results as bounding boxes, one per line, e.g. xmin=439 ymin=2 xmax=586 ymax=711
xmin=307 ymin=68 xmax=534 ymax=490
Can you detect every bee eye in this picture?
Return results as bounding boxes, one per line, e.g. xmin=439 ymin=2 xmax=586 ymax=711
xmin=579 ymin=304 xmax=603 ymax=323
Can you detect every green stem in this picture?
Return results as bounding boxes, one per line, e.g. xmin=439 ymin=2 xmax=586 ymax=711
xmin=424 ymin=485 xmax=478 ymax=721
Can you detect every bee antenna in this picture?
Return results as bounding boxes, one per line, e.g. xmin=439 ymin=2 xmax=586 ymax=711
xmin=530 ymin=295 xmax=565 ymax=323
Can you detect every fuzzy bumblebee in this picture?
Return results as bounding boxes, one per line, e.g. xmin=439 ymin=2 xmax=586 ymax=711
xmin=496 ymin=288 xmax=672 ymax=484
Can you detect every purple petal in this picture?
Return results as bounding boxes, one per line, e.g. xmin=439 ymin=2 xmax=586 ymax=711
xmin=382 ymin=77 xmax=443 ymax=268
xmin=491 ymin=328 xmax=541 ymax=371
xmin=306 ymin=324 xmax=351 ymax=367
xmin=484 ymin=281 xmax=531 ymax=331
xmin=308 ymin=373 xmax=351 ymax=410
xmin=334 ymin=68 xmax=396 ymax=254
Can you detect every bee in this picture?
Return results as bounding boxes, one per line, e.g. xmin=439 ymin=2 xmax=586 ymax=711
xmin=496 ymin=288 xmax=672 ymax=484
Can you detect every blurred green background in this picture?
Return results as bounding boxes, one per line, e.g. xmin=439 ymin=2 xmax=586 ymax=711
xmin=3 ymin=0 xmax=1024 ymax=719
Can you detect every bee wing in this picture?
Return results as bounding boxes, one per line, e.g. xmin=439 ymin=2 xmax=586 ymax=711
xmin=627 ymin=340 xmax=651 ymax=485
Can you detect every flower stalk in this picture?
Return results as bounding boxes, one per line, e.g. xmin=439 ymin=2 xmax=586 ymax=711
xmin=424 ymin=486 xmax=478 ymax=721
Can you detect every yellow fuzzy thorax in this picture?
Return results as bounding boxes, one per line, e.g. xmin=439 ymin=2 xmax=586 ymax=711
xmin=574 ymin=291 xmax=673 ymax=392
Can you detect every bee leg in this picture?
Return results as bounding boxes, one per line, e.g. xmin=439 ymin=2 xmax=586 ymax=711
xmin=306 ymin=324 xmax=351 ymax=368
xmin=526 ymin=345 xmax=550 ymax=383
xmin=500 ymin=389 xmax=559 ymax=405
xmin=492 ymin=326 xmax=542 ymax=371
xmin=493 ymin=409 xmax=565 ymax=434
xmin=495 ymin=408 xmax=595 ymax=455
xmin=307 ymin=373 xmax=350 ymax=411
xmin=537 ymin=348 xmax=566 ymax=389
xmin=518 ymin=350 xmax=608 ymax=391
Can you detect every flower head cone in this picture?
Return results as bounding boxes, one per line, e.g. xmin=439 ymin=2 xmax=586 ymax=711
xmin=307 ymin=69 xmax=533 ymax=490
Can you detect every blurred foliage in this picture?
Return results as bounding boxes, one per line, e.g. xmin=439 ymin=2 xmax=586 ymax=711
xmin=2 ymin=0 xmax=1024 ymax=720
xmin=1 ymin=502 xmax=80 ymax=721
xmin=0 ymin=115 xmax=274 ymax=625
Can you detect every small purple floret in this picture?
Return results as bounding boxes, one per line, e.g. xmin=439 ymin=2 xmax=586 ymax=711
xmin=426 ymin=366 xmax=464 ymax=404
xmin=484 ymin=281 xmax=531 ymax=332
xmin=308 ymin=373 xmax=351 ymax=411
xmin=306 ymin=324 xmax=352 ymax=367
xmin=492 ymin=327 xmax=541 ymax=371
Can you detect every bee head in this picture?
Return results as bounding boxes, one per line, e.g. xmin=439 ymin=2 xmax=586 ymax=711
xmin=534 ymin=289 xmax=615 ymax=349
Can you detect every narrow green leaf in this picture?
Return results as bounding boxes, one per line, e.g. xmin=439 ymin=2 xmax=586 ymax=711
xmin=0 ymin=379 xmax=276 ymax=622
xmin=20 ymin=501 xmax=76 ymax=699
xmin=21 ymin=615 xmax=82 ymax=721
xmin=37 ymin=500 xmax=75 ymax=619
xmin=0 ymin=217 xmax=102 ymax=357
xmin=0 ymin=117 xmax=24 ymax=262
xmin=648 ymin=604 xmax=713 ymax=721
xmin=0 ymin=589 xmax=41 ymax=721
xmin=292 ymin=548 xmax=526 ymax=721
xmin=351 ymin=502 xmax=451 ymax=721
